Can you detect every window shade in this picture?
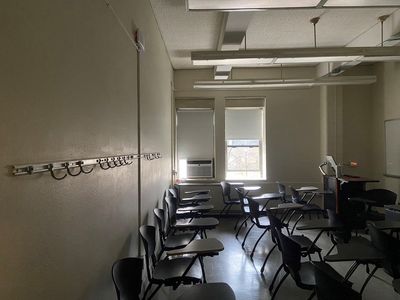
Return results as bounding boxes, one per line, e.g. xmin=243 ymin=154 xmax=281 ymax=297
xmin=225 ymin=108 xmax=263 ymax=140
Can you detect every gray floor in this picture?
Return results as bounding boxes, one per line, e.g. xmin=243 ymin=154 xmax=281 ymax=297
xmin=152 ymin=217 xmax=400 ymax=300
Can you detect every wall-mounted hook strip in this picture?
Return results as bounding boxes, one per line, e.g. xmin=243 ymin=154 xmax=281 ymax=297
xmin=12 ymin=152 xmax=161 ymax=178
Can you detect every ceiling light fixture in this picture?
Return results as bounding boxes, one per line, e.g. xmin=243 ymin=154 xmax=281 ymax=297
xmin=193 ymin=76 xmax=377 ymax=90
xmin=186 ymin=0 xmax=400 ymax=11
xmin=191 ymin=47 xmax=400 ymax=66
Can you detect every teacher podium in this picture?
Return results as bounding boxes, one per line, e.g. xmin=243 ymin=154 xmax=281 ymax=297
xmin=323 ymin=175 xmax=379 ymax=213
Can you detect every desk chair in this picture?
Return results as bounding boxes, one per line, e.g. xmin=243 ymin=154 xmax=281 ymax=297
xmin=314 ymin=267 xmax=361 ymax=300
xmin=289 ymin=186 xmax=324 ymax=234
xmin=219 ymin=181 xmax=241 ymax=219
xmin=169 ymin=186 xmax=211 ymax=207
xmin=277 ymin=182 xmax=291 ymax=203
xmin=165 ymin=196 xmax=219 ymax=239
xmin=369 ymin=223 xmax=400 ymax=279
xmin=246 ymin=197 xmax=271 ymax=257
xmin=234 ymin=187 xmax=251 ymax=234
xmin=261 ymin=211 xmax=322 ymax=276
xmin=153 ymin=208 xmax=196 ymax=259
xmin=112 ymin=257 xmax=143 ymax=300
xmin=363 ymin=189 xmax=397 ymax=221
xmin=140 ymin=225 xmax=202 ymax=300
xmin=271 ymin=229 xmax=348 ymax=300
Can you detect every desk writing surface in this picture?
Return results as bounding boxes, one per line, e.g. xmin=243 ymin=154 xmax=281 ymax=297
xmin=167 ymin=238 xmax=224 ymax=256
xmin=297 ymin=219 xmax=343 ymax=230
xmin=325 ymin=241 xmax=384 ymax=263
xmin=369 ymin=220 xmax=400 ymax=230
xmin=385 ymin=205 xmax=400 ymax=212
xmin=338 ymin=176 xmax=379 ymax=183
xmin=177 ymin=204 xmax=214 ymax=212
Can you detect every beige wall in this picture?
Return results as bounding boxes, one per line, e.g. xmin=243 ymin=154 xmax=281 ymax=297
xmin=371 ymin=62 xmax=400 ymax=196
xmin=0 ymin=0 xmax=172 ymax=299
xmin=174 ymin=68 xmax=322 ymax=209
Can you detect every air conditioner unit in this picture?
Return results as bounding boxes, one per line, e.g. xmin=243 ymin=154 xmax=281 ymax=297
xmin=187 ymin=159 xmax=213 ymax=178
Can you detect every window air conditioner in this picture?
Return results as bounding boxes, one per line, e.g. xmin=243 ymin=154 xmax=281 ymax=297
xmin=187 ymin=159 xmax=213 ymax=178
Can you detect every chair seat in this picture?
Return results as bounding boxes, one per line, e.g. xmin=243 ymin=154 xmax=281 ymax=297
xmin=297 ymin=261 xmax=347 ymax=288
xmin=289 ymin=235 xmax=321 ymax=252
xmin=153 ymin=257 xmax=201 ymax=283
xmin=165 ymin=233 xmax=195 ymax=250
xmin=301 ymin=203 xmax=323 ymax=211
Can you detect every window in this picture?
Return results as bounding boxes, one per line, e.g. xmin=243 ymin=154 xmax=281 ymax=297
xmin=176 ymin=107 xmax=215 ymax=179
xmin=225 ymin=107 xmax=265 ymax=180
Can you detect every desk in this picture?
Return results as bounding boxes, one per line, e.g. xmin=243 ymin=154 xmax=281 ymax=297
xmin=177 ymin=204 xmax=214 ymax=213
xmin=167 ymin=238 xmax=224 ymax=282
xmin=385 ymin=205 xmax=400 ymax=222
xmin=324 ymin=240 xmax=384 ymax=295
xmin=252 ymin=192 xmax=282 ymax=210
xmin=176 ymin=282 xmax=236 ymax=300
xmin=297 ymin=219 xmax=344 ymax=254
xmin=369 ymin=220 xmax=400 ymax=230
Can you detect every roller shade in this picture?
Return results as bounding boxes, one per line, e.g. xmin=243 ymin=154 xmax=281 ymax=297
xmin=225 ymin=108 xmax=263 ymax=140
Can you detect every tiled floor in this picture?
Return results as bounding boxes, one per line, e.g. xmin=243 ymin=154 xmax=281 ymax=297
xmin=152 ymin=217 xmax=400 ymax=300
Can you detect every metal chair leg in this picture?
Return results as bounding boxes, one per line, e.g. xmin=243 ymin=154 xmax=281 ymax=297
xmin=251 ymin=229 xmax=269 ymax=259
xmin=261 ymin=244 xmax=278 ymax=273
xmin=219 ymin=204 xmax=228 ymax=220
xmin=143 ymin=283 xmax=152 ymax=300
xmin=236 ymin=216 xmax=250 ymax=238
xmin=290 ymin=214 xmax=304 ymax=234
xmin=360 ymin=265 xmax=378 ymax=295
xmin=271 ymin=271 xmax=289 ymax=300
xmin=242 ymin=223 xmax=255 ymax=248
xmin=233 ymin=214 xmax=242 ymax=230
xmin=269 ymin=263 xmax=284 ymax=291
xmin=147 ymin=284 xmax=162 ymax=300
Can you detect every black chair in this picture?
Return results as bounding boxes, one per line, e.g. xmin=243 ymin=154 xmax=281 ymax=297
xmin=165 ymin=196 xmax=219 ymax=239
xmin=234 ymin=187 xmax=252 ymax=237
xmin=246 ymin=197 xmax=271 ymax=257
xmin=169 ymin=186 xmax=211 ymax=207
xmin=112 ymin=257 xmax=143 ymax=300
xmin=153 ymin=208 xmax=196 ymax=259
xmin=289 ymin=186 xmax=324 ymax=234
xmin=369 ymin=223 xmax=400 ymax=279
xmin=363 ymin=189 xmax=397 ymax=220
xmin=219 ymin=181 xmax=240 ymax=219
xmin=314 ymin=267 xmax=361 ymax=300
xmin=261 ymin=211 xmax=322 ymax=275
xmin=271 ymin=229 xmax=348 ymax=300
xmin=139 ymin=225 xmax=202 ymax=300
xmin=277 ymin=182 xmax=291 ymax=203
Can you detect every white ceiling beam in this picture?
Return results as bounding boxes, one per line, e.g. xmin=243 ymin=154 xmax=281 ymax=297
xmin=214 ymin=12 xmax=253 ymax=80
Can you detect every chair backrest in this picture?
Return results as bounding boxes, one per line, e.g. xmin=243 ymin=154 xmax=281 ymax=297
xmin=139 ymin=225 xmax=157 ymax=280
xmin=247 ymin=197 xmax=265 ymax=226
xmin=168 ymin=186 xmax=179 ymax=199
xmin=289 ymin=186 xmax=302 ymax=204
xmin=221 ymin=181 xmax=232 ymax=203
xmin=276 ymin=229 xmax=301 ymax=277
xmin=368 ymin=223 xmax=400 ymax=278
xmin=277 ymin=182 xmax=287 ymax=201
xmin=112 ymin=257 xmax=143 ymax=300
xmin=235 ymin=187 xmax=248 ymax=213
xmin=266 ymin=211 xmax=285 ymax=244
xmin=314 ymin=266 xmax=361 ymax=300
xmin=165 ymin=196 xmax=178 ymax=225
xmin=365 ymin=189 xmax=397 ymax=207
xmin=153 ymin=208 xmax=166 ymax=244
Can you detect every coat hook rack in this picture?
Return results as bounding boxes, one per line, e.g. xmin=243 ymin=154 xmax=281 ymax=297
xmin=12 ymin=152 xmax=162 ymax=180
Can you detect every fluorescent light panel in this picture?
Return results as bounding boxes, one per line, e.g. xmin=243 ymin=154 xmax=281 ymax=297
xmin=193 ymin=76 xmax=377 ymax=90
xmin=187 ymin=0 xmax=400 ymax=10
xmin=192 ymin=47 xmax=400 ymax=66
xmin=324 ymin=0 xmax=400 ymax=7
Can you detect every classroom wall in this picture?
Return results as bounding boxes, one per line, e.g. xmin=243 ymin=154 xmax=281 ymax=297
xmin=174 ymin=67 xmax=322 ymax=209
xmin=0 ymin=0 xmax=172 ymax=299
xmin=370 ymin=62 xmax=400 ymax=197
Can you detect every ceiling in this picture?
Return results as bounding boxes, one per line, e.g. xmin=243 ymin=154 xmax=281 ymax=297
xmin=149 ymin=0 xmax=398 ymax=69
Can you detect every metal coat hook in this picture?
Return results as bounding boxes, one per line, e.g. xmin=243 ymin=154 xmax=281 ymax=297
xmin=107 ymin=159 xmax=116 ymax=168
xmin=65 ymin=162 xmax=82 ymax=176
xmin=99 ymin=159 xmax=110 ymax=170
xmin=49 ymin=164 xmax=67 ymax=180
xmin=79 ymin=161 xmax=94 ymax=174
xmin=123 ymin=157 xmax=133 ymax=165
xmin=115 ymin=157 xmax=123 ymax=167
